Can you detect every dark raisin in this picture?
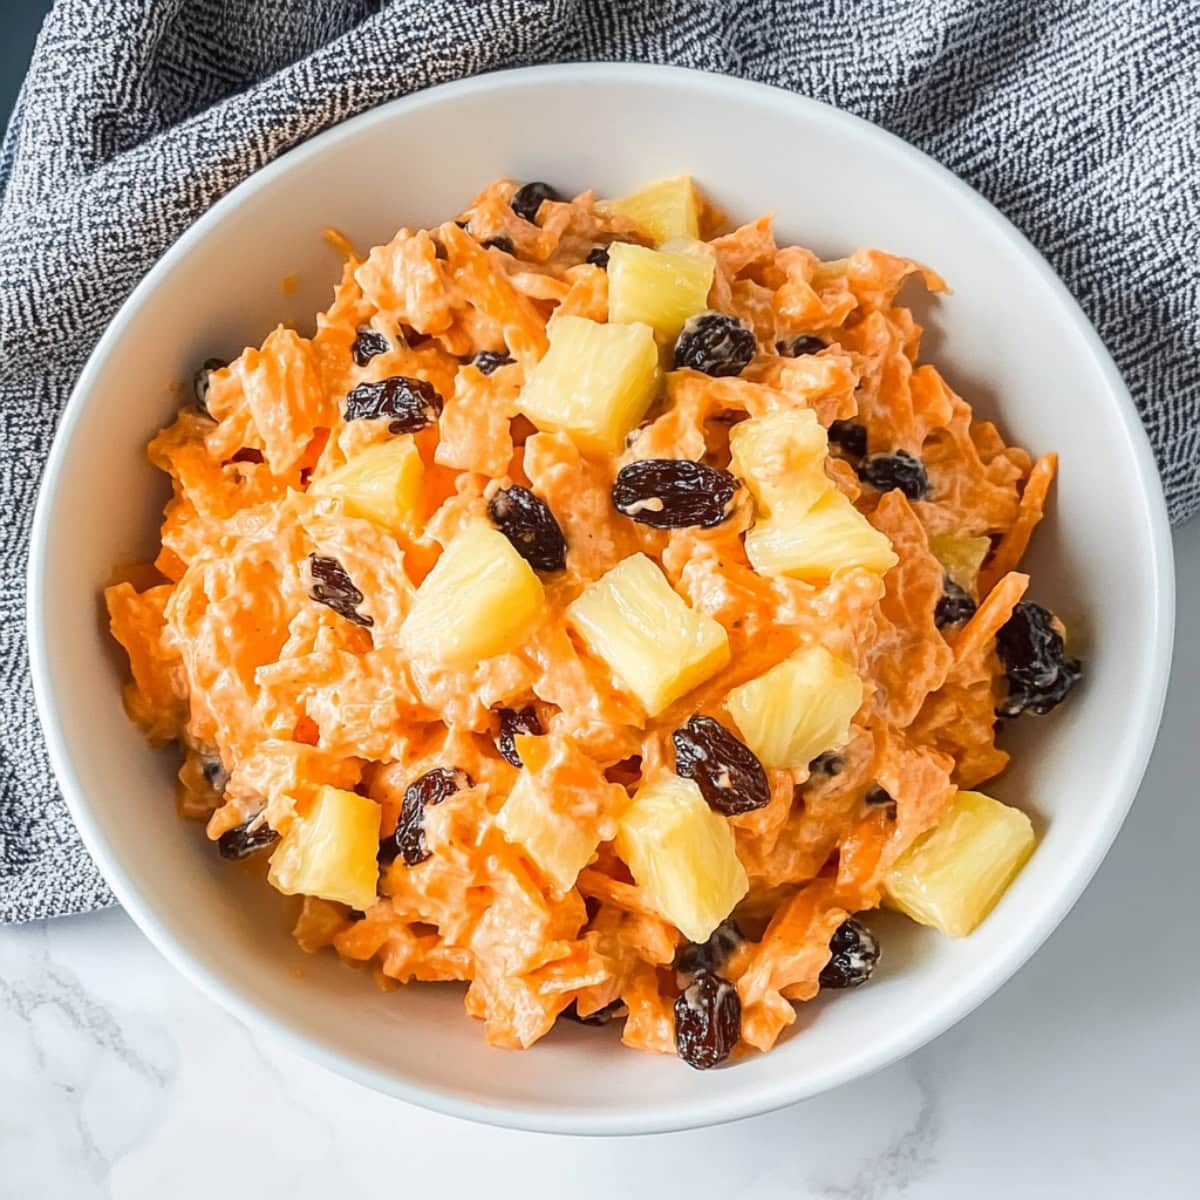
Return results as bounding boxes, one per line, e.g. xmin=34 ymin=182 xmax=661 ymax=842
xmin=777 ymin=334 xmax=826 ymax=357
xmin=229 ymin=447 xmax=264 ymax=464
xmin=819 ymin=918 xmax=880 ymax=989
xmin=487 ymin=484 xmax=567 ymax=572
xmin=585 ymin=245 xmax=610 ymax=268
xmin=482 ymin=236 xmax=515 ymax=254
xmin=935 ymin=578 xmax=977 ymax=628
xmin=859 ymin=450 xmax=930 ymax=500
xmin=864 ymin=785 xmax=894 ymax=807
xmin=308 ymin=554 xmax=373 ymax=628
xmin=827 ymin=419 xmax=868 ymax=460
xmin=380 ymin=767 xmax=472 ymax=866
xmin=673 ymin=716 xmax=769 ymax=816
xmin=675 ymin=918 xmax=743 ymax=976
xmin=511 ymin=181 xmax=562 ymax=224
xmin=201 ymin=756 xmax=229 ymax=792
xmin=470 ymin=350 xmax=514 ymax=375
xmin=674 ymin=970 xmax=741 ymax=1070
xmin=808 ymin=751 xmax=846 ymax=776
xmin=352 ymin=327 xmax=390 ymax=367
xmin=995 ymin=601 xmax=1083 ymax=718
xmin=562 ymin=999 xmax=627 ymax=1026
xmin=612 ymin=459 xmax=740 ymax=530
xmin=193 ymin=357 xmax=227 ymax=415
xmin=344 ymin=375 xmax=442 ymax=433
xmin=496 ymin=705 xmax=543 ymax=767
xmin=217 ymin=817 xmax=279 ymax=861
xmin=673 ymin=312 xmax=757 ymax=378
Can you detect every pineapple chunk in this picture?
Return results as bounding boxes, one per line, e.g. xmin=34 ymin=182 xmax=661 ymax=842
xmin=268 ymin=785 xmax=381 ymax=911
xmin=401 ymin=523 xmax=545 ymax=667
xmin=883 ymin=790 xmax=1035 ymax=937
xmin=600 ymin=175 xmax=701 ymax=245
xmin=308 ymin=437 xmax=423 ymax=536
xmin=929 ymin=531 xmax=992 ymax=592
xmin=566 ymin=553 xmax=730 ymax=717
xmin=745 ymin=489 xmax=899 ymax=580
xmin=607 ymin=242 xmax=714 ymax=338
xmin=726 ymin=646 xmax=862 ymax=769
xmin=517 ymin=316 xmax=659 ymax=455
xmin=729 ymin=408 xmax=830 ymax=515
xmin=615 ymin=774 xmax=748 ymax=943
xmin=495 ymin=735 xmax=611 ymax=895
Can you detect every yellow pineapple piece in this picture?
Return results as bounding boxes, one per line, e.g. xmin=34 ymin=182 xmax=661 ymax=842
xmin=883 ymin=790 xmax=1035 ymax=937
xmin=745 ymin=489 xmax=899 ymax=581
xmin=929 ymin=531 xmax=992 ymax=592
xmin=268 ymin=785 xmax=381 ymax=911
xmin=600 ymin=175 xmax=701 ymax=245
xmin=309 ymin=437 xmax=423 ymax=536
xmin=401 ymin=523 xmax=545 ymax=667
xmin=726 ymin=646 xmax=862 ymax=769
xmin=566 ymin=553 xmax=730 ymax=717
xmin=495 ymin=735 xmax=613 ymax=895
xmin=517 ymin=315 xmax=660 ymax=455
xmin=616 ymin=773 xmax=748 ymax=943
xmin=607 ymin=242 xmax=714 ymax=338
xmin=729 ymin=408 xmax=830 ymax=515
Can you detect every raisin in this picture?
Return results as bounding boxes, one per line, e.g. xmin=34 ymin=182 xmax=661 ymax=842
xmin=777 ymin=334 xmax=825 ymax=357
xmin=217 ymin=817 xmax=279 ymax=861
xmin=351 ymin=327 xmax=390 ymax=367
xmin=482 ymin=236 xmax=515 ymax=254
xmin=511 ymin=181 xmax=562 ymax=224
xmin=562 ymin=999 xmax=627 ymax=1026
xmin=585 ymin=245 xmax=610 ymax=268
xmin=673 ymin=716 xmax=769 ymax=815
xmin=827 ymin=419 xmax=868 ymax=460
xmin=496 ymin=705 xmax=543 ymax=767
xmin=380 ymin=767 xmax=471 ymax=866
xmin=819 ymin=918 xmax=880 ymax=988
xmin=201 ymin=756 xmax=228 ymax=792
xmin=865 ymin=785 xmax=894 ymax=807
xmin=935 ymin=578 xmax=977 ymax=628
xmin=675 ymin=918 xmax=743 ymax=976
xmin=612 ymin=459 xmax=740 ymax=530
xmin=193 ymin=357 xmax=227 ymax=415
xmin=344 ymin=375 xmax=442 ymax=433
xmin=995 ymin=601 xmax=1082 ymax=718
xmin=808 ymin=750 xmax=846 ymax=776
xmin=308 ymin=554 xmax=373 ymax=628
xmin=470 ymin=349 xmax=514 ymax=375
xmin=487 ymin=484 xmax=567 ymax=572
xmin=859 ymin=450 xmax=930 ymax=500
xmin=228 ymin=447 xmax=264 ymax=464
xmin=674 ymin=970 xmax=741 ymax=1070
xmin=673 ymin=312 xmax=757 ymax=377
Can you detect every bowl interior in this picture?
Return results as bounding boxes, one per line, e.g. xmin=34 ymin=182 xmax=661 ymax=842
xmin=30 ymin=65 xmax=1172 ymax=1134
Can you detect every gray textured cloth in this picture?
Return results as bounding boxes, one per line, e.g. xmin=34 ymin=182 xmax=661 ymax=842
xmin=2 ymin=0 xmax=1197 ymax=923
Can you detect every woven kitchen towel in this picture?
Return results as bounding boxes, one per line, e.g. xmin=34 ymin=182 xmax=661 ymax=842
xmin=2 ymin=0 xmax=1197 ymax=922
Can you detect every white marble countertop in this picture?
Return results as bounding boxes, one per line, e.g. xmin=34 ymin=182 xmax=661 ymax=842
xmin=4 ymin=519 xmax=1196 ymax=1199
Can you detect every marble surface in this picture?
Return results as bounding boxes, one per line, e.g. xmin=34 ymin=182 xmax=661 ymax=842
xmin=3 ymin=520 xmax=1196 ymax=1199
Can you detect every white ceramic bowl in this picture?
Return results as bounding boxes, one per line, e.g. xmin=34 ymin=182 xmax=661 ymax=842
xmin=29 ymin=64 xmax=1174 ymax=1135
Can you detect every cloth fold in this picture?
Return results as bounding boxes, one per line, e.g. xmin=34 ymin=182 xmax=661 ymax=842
xmin=2 ymin=0 xmax=1196 ymax=922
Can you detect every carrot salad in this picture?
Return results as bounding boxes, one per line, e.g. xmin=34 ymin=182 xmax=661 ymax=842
xmin=106 ymin=176 xmax=1082 ymax=1068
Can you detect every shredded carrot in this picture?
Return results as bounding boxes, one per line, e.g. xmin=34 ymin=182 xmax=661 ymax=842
xmin=953 ymin=571 xmax=1030 ymax=665
xmin=979 ymin=452 xmax=1057 ymax=593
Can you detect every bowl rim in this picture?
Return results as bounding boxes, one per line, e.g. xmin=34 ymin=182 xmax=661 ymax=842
xmin=27 ymin=61 xmax=1176 ymax=1136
